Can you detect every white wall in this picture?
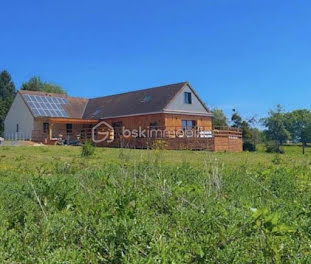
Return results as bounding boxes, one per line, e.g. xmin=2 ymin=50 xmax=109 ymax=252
xmin=164 ymin=84 xmax=209 ymax=115
xmin=4 ymin=93 xmax=34 ymax=140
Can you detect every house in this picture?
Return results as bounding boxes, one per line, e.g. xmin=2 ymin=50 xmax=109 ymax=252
xmin=4 ymin=82 xmax=242 ymax=151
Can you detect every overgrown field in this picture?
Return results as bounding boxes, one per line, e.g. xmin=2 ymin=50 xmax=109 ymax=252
xmin=0 ymin=146 xmax=310 ymax=263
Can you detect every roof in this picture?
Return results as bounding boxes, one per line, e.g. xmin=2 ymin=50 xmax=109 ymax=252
xmin=83 ymin=82 xmax=188 ymax=119
xmin=19 ymin=82 xmax=211 ymax=120
xmin=19 ymin=90 xmax=88 ymax=119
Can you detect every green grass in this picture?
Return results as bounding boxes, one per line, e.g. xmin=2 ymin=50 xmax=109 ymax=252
xmin=0 ymin=146 xmax=310 ymax=263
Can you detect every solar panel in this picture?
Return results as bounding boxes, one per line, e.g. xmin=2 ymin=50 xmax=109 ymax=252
xmin=32 ymin=109 xmax=40 ymax=116
xmin=23 ymin=94 xmax=69 ymax=118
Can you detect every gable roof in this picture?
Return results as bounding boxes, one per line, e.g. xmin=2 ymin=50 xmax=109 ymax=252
xmin=18 ymin=82 xmax=211 ymax=120
xmin=83 ymin=82 xmax=189 ymax=119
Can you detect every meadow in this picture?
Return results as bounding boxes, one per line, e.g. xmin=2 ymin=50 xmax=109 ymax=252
xmin=0 ymin=145 xmax=310 ymax=263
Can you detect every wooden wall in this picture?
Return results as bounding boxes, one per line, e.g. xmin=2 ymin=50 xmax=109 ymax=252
xmin=213 ymin=130 xmax=243 ymax=152
xmin=31 ymin=113 xmax=242 ymax=152
xmin=164 ymin=113 xmax=212 ymax=130
xmin=103 ymin=113 xmax=212 ymax=130
xmin=103 ymin=113 xmax=166 ymax=130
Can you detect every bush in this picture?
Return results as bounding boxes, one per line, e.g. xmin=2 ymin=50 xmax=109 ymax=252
xmin=81 ymin=140 xmax=95 ymax=157
xmin=243 ymin=141 xmax=256 ymax=152
xmin=265 ymin=141 xmax=284 ymax=154
xmin=151 ymin=139 xmax=167 ymax=150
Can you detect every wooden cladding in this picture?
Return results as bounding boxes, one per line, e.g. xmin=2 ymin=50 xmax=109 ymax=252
xmin=32 ymin=113 xmax=242 ymax=152
xmin=102 ymin=113 xmax=212 ymax=131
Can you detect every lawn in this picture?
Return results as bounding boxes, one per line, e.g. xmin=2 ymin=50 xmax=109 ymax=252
xmin=0 ymin=145 xmax=310 ymax=263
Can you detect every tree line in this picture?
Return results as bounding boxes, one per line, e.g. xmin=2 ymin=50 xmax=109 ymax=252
xmin=213 ymin=105 xmax=311 ymax=153
xmin=1 ymin=69 xmax=311 ymax=153
xmin=0 ymin=70 xmax=66 ymax=137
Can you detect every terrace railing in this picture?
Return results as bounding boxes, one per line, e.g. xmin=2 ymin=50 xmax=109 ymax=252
xmin=31 ymin=125 xmax=242 ymax=144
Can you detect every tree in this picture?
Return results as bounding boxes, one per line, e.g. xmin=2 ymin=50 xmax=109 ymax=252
xmin=231 ymin=109 xmax=243 ymax=128
xmin=262 ymin=105 xmax=290 ymax=152
xmin=21 ymin=76 xmax=66 ymax=94
xmin=0 ymin=70 xmax=16 ymax=136
xmin=0 ymin=70 xmax=16 ymax=105
xmin=284 ymin=109 xmax=311 ymax=154
xmin=212 ymin=108 xmax=228 ymax=128
xmin=231 ymin=110 xmax=253 ymax=139
xmin=0 ymin=100 xmax=6 ymax=136
xmin=231 ymin=109 xmax=259 ymax=151
xmin=300 ymin=123 xmax=311 ymax=154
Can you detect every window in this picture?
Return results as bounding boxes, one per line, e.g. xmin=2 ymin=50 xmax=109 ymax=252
xmin=16 ymin=124 xmax=19 ymax=133
xmin=43 ymin=123 xmax=49 ymax=134
xmin=66 ymin=124 xmax=73 ymax=134
xmin=112 ymin=122 xmax=123 ymax=138
xmin=184 ymin=92 xmax=192 ymax=104
xmin=182 ymin=120 xmax=196 ymax=130
xmin=149 ymin=122 xmax=158 ymax=129
xmin=112 ymin=122 xmax=123 ymax=127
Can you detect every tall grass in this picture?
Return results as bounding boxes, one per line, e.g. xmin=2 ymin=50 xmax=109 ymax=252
xmin=0 ymin=147 xmax=309 ymax=263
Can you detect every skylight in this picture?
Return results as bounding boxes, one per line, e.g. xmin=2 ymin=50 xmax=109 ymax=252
xmin=142 ymin=95 xmax=151 ymax=103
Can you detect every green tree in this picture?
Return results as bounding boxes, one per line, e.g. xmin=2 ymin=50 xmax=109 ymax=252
xmin=0 ymin=100 xmax=6 ymax=136
xmin=0 ymin=70 xmax=16 ymax=105
xmin=21 ymin=76 xmax=66 ymax=94
xmin=231 ymin=109 xmax=243 ymax=128
xmin=231 ymin=109 xmax=259 ymax=151
xmin=300 ymin=124 xmax=311 ymax=154
xmin=0 ymin=70 xmax=16 ymax=136
xmin=212 ymin=108 xmax=228 ymax=128
xmin=284 ymin=109 xmax=311 ymax=154
xmin=262 ymin=105 xmax=290 ymax=152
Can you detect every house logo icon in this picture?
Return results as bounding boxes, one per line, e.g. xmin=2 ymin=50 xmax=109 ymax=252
xmin=92 ymin=121 xmax=114 ymax=143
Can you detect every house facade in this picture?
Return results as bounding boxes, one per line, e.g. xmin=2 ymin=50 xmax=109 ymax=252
xmin=4 ymin=82 xmax=242 ymax=151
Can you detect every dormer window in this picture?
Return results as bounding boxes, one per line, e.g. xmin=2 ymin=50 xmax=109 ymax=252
xmin=184 ymin=92 xmax=192 ymax=104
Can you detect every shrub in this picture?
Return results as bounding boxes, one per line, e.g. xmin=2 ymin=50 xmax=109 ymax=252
xmin=151 ymin=139 xmax=167 ymax=150
xmin=81 ymin=140 xmax=95 ymax=157
xmin=243 ymin=141 xmax=256 ymax=152
xmin=265 ymin=141 xmax=284 ymax=154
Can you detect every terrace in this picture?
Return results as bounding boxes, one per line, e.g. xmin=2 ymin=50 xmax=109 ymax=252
xmin=30 ymin=119 xmax=242 ymax=151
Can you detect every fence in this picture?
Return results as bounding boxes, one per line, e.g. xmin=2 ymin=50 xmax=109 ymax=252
xmin=4 ymin=132 xmax=33 ymax=141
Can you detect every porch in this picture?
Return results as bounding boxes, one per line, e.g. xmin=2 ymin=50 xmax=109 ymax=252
xmin=31 ymin=120 xmax=242 ymax=151
xmin=32 ymin=118 xmax=99 ymax=144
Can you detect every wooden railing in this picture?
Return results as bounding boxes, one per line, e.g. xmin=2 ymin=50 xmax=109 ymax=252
xmin=32 ymin=125 xmax=242 ymax=144
xmin=32 ymin=128 xmax=100 ymax=142
xmin=213 ymin=126 xmax=242 ymax=132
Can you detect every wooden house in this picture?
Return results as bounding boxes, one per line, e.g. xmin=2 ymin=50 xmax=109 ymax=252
xmin=4 ymin=82 xmax=242 ymax=151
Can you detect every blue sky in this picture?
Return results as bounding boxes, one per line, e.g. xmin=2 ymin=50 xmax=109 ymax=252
xmin=1 ymin=0 xmax=311 ymax=122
